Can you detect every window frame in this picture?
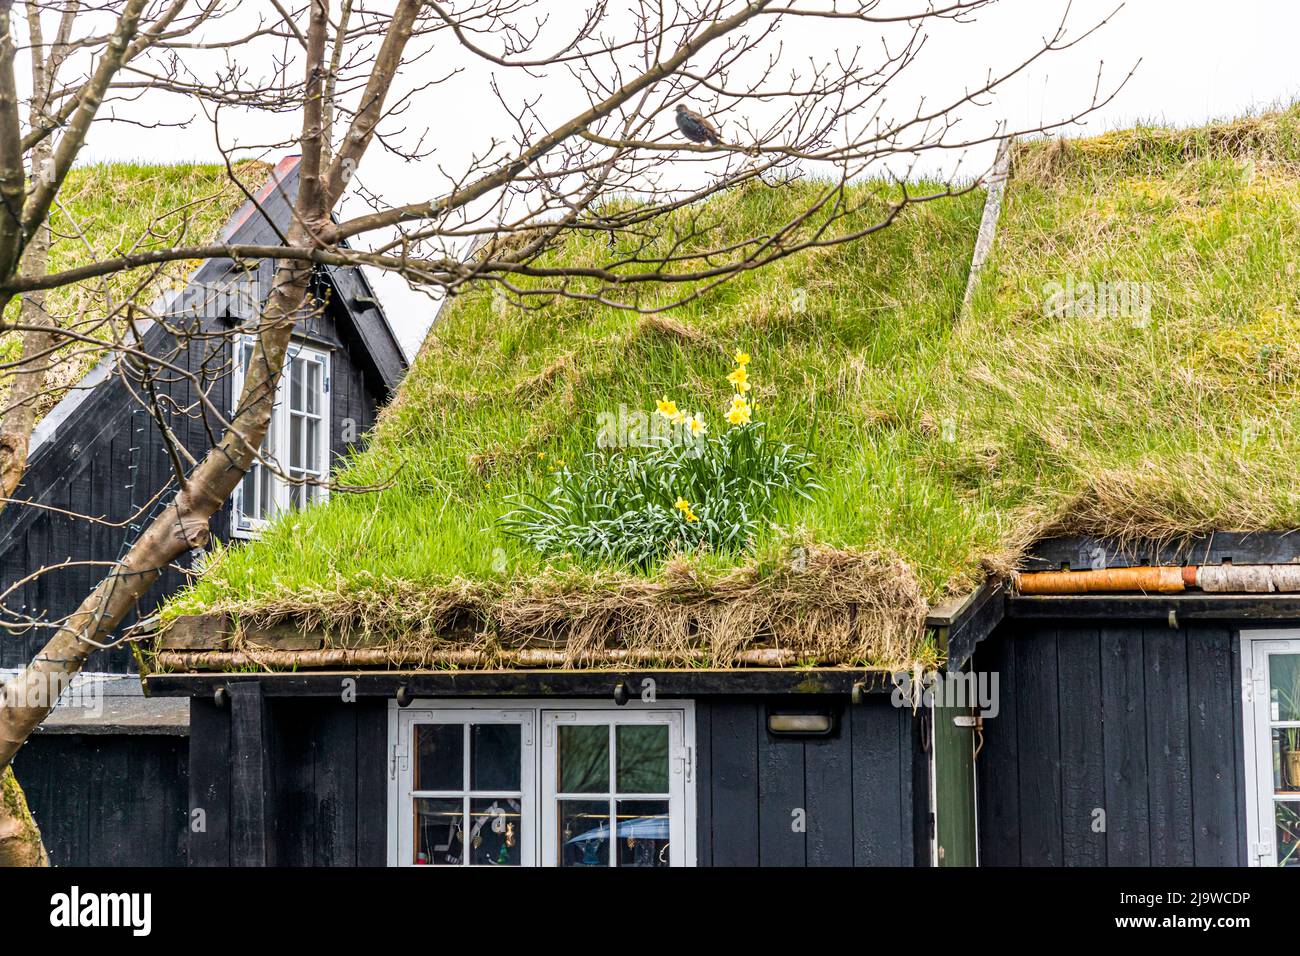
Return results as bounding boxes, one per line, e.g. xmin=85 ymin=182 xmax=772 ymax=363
xmin=1241 ymin=629 xmax=1300 ymax=866
xmin=230 ymin=336 xmax=331 ymax=538
xmin=388 ymin=699 xmax=696 ymax=868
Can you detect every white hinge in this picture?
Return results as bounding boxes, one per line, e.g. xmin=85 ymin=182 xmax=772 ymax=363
xmin=1252 ymin=841 xmax=1273 ymax=862
xmin=390 ymin=741 xmax=408 ymax=780
xmin=675 ymin=746 xmax=693 ymax=783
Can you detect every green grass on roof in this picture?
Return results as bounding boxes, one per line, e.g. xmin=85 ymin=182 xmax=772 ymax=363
xmin=166 ymin=106 xmax=1300 ymax=667
xmin=0 ymin=159 xmax=270 ymax=418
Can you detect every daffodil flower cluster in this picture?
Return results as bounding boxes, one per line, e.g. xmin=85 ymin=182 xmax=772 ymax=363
xmin=725 ymin=350 xmax=752 ymax=426
xmin=655 ymin=397 xmax=709 ymax=438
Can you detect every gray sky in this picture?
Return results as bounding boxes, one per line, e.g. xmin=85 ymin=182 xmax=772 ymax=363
xmin=75 ymin=1 xmax=1300 ymax=357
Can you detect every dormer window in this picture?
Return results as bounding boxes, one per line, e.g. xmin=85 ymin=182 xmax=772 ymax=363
xmin=231 ymin=336 xmax=331 ymax=537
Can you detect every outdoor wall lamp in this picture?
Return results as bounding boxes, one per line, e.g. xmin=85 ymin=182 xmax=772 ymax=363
xmin=766 ymin=707 xmax=836 ymax=737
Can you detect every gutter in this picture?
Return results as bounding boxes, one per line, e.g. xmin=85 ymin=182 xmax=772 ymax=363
xmin=1016 ymin=564 xmax=1300 ymax=595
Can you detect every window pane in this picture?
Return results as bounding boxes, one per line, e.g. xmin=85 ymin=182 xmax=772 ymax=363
xmin=471 ymin=724 xmax=521 ymax=791
xmin=239 ymin=469 xmax=257 ymax=522
xmin=469 ymin=798 xmax=522 ymax=866
xmin=414 ymin=797 xmax=463 ymax=865
xmin=559 ymin=725 xmax=608 ymax=793
xmin=415 ymin=724 xmax=463 ymax=791
xmin=290 ymin=357 xmax=304 ymax=412
xmin=305 ymin=417 xmax=319 ymax=472
xmin=289 ymin=415 xmax=303 ymax=469
xmin=1271 ymin=654 xmax=1300 ymax=722
xmin=307 ymin=361 xmax=321 ymax=414
xmin=615 ymin=800 xmax=670 ymax=868
xmin=559 ymin=800 xmax=609 ymax=867
xmin=1277 ymin=802 xmax=1300 ymax=867
xmin=617 ymin=724 xmax=669 ymax=793
xmin=258 ymin=462 xmax=274 ymax=518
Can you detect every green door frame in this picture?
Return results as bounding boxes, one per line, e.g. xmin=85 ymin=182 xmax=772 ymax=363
xmin=931 ymin=625 xmax=979 ymax=867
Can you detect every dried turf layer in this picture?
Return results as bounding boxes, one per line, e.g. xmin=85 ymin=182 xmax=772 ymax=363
xmin=164 ymin=547 xmax=931 ymax=670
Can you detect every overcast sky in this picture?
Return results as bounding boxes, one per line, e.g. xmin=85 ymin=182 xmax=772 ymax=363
xmin=76 ymin=1 xmax=1300 ymax=357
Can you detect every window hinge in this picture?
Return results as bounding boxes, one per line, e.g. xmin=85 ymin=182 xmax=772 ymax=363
xmin=680 ymin=746 xmax=693 ymax=784
xmin=1252 ymin=841 xmax=1273 ymax=862
xmin=390 ymin=741 xmax=408 ymax=780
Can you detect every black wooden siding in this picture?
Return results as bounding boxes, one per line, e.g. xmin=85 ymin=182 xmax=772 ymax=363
xmin=0 ymin=294 xmax=383 ymax=674
xmin=974 ymin=621 xmax=1245 ymax=866
xmin=697 ymin=698 xmax=926 ymax=866
xmin=185 ymin=692 xmax=927 ymax=867
xmin=0 ymin=159 xmax=400 ymax=675
xmin=13 ymin=733 xmax=189 ymax=866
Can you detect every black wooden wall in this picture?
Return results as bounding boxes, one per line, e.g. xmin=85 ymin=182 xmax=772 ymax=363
xmin=185 ymin=691 xmax=927 ymax=868
xmin=188 ymin=695 xmax=389 ymax=867
xmin=974 ymin=621 xmax=1245 ymax=866
xmin=0 ymin=290 xmax=383 ymax=675
xmin=696 ymin=697 xmax=927 ymax=866
xmin=13 ymin=732 xmax=189 ymax=866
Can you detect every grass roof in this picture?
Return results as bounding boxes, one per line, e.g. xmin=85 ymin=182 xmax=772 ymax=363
xmin=163 ymin=107 xmax=1300 ymax=669
xmin=0 ymin=159 xmax=271 ymax=421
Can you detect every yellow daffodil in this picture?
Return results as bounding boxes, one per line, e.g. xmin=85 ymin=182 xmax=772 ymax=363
xmin=655 ymin=397 xmax=685 ymax=424
xmin=673 ymin=496 xmax=700 ymax=521
xmin=734 ymin=351 xmax=750 ymax=366
xmin=685 ymin=414 xmax=708 ymax=437
xmin=726 ymin=396 xmax=752 ymax=426
xmin=727 ymin=365 xmax=751 ymax=392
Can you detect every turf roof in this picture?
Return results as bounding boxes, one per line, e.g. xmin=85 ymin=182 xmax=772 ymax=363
xmin=0 ymin=159 xmax=271 ymax=422
xmin=164 ymin=108 xmax=1300 ymax=668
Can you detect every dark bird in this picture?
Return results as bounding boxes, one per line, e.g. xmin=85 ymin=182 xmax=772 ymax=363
xmin=675 ymin=104 xmax=723 ymax=145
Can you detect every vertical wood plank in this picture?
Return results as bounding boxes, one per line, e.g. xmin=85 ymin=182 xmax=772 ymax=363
xmin=975 ymin=632 xmax=1019 ymax=865
xmin=1145 ymin=626 xmax=1194 ymax=866
xmin=315 ymin=703 xmax=358 ymax=866
xmin=355 ymin=699 xmax=389 ymax=866
xmin=1101 ymin=625 xmax=1151 ymax=865
xmin=1056 ymin=626 xmax=1107 ymax=865
xmin=709 ymin=701 xmax=759 ymax=866
xmin=229 ymin=682 xmax=275 ymax=866
xmin=851 ymin=698 xmax=903 ymax=865
xmin=1016 ymin=627 xmax=1063 ymax=865
xmin=804 ymin=715 xmax=853 ymax=866
xmin=757 ymin=721 xmax=805 ymax=866
xmin=272 ymin=700 xmax=315 ymax=867
xmin=188 ymin=697 xmax=231 ymax=866
xmin=693 ymin=701 xmax=713 ymax=867
xmin=1188 ymin=625 xmax=1239 ymax=865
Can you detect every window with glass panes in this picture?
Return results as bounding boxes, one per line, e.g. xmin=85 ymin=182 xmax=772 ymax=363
xmin=390 ymin=702 xmax=694 ymax=867
xmin=231 ymin=338 xmax=330 ymax=536
xmin=1244 ymin=634 xmax=1300 ymax=866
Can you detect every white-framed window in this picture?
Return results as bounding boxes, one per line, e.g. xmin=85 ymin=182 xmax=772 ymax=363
xmin=1243 ymin=630 xmax=1300 ymax=867
xmin=388 ymin=700 xmax=695 ymax=867
xmin=230 ymin=337 xmax=331 ymax=537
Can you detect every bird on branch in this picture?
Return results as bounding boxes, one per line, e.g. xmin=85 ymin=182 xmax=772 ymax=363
xmin=675 ymin=104 xmax=724 ymax=146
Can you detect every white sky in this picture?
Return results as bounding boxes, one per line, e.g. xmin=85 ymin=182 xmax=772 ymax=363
xmin=72 ymin=1 xmax=1300 ymax=357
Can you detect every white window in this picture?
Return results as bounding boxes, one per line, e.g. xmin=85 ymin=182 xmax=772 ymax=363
xmin=389 ymin=700 xmax=695 ymax=867
xmin=1243 ymin=630 xmax=1300 ymax=866
xmin=231 ymin=338 xmax=330 ymax=537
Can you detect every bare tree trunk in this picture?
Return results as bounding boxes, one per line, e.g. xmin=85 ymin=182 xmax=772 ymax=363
xmin=0 ymin=765 xmax=47 ymax=866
